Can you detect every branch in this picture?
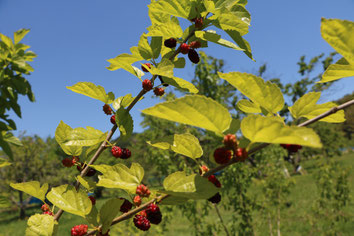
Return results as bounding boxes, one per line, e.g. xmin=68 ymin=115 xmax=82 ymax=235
xmin=54 ymin=30 xmax=196 ymax=222
xmin=214 ymin=204 xmax=230 ymax=236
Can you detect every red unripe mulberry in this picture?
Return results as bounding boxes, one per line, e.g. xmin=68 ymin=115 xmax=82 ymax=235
xmin=180 ymin=43 xmax=190 ymax=54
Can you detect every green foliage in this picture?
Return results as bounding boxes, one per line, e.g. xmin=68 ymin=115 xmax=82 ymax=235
xmin=99 ymin=198 xmax=124 ymax=234
xmin=115 ymin=107 xmax=134 ymax=140
xmin=0 ymin=29 xmax=36 ymax=159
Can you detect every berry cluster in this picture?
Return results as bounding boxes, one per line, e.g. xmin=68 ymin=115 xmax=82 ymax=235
xmin=71 ymin=224 xmax=88 ymax=236
xmin=213 ymin=134 xmax=248 ymax=164
xmin=133 ymin=203 xmax=162 ymax=231
xmin=41 ymin=203 xmax=53 ymax=216
xmin=61 ymin=156 xmax=79 ymax=168
xmin=111 ymin=146 xmax=131 ymax=159
xmin=280 ymin=144 xmax=302 ymax=153
xmin=136 ymin=184 xmax=151 ymax=198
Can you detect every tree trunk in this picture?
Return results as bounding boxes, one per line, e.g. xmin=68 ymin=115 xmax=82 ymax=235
xmin=19 ymin=191 xmax=26 ymax=219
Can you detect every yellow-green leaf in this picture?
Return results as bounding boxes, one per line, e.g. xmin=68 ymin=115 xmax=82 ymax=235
xmin=92 ymin=163 xmax=144 ymax=193
xmin=219 ymin=72 xmax=284 ymax=114
xmin=237 ymin=99 xmax=262 ymax=113
xmin=289 ymin=92 xmax=345 ymax=123
xmin=162 ymin=171 xmax=219 ymax=199
xmin=148 ymin=0 xmax=191 ymax=19
xmin=46 ymin=184 xmax=92 ymax=217
xmin=138 ymin=34 xmax=153 ymax=60
xmin=321 ymin=18 xmax=354 ymax=64
xmin=14 ymin=29 xmax=30 ymax=44
xmin=223 ymin=118 xmax=241 ymax=135
xmin=320 ymin=57 xmax=354 ymax=83
xmin=115 ymin=107 xmax=133 ymax=140
xmin=64 ymin=126 xmax=106 ymax=147
xmin=225 ymin=30 xmax=254 ymax=60
xmin=26 ymin=214 xmax=57 ymax=236
xmin=10 ymin=181 xmax=48 ymax=202
xmin=142 ymin=95 xmax=232 ymax=135
xmin=146 ymin=21 xmax=183 ymax=39
xmin=0 ymin=158 xmax=11 ymax=168
xmin=148 ymin=133 xmax=203 ymax=160
xmin=161 ymin=76 xmax=199 ymax=93
xmin=195 ymin=30 xmax=243 ymax=50
xmin=112 ymin=93 xmax=143 ymax=110
xmin=241 ymin=115 xmax=322 ymax=148
xmin=67 ymin=82 xmax=115 ymax=104
xmin=77 ymin=176 xmax=96 ymax=192
xmin=55 ymin=121 xmax=82 ymax=156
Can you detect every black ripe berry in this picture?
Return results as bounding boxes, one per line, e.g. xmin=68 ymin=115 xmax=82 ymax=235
xmin=208 ymin=192 xmax=221 ymax=204
xmin=164 ymin=38 xmax=177 ymax=48
xmin=121 ymin=148 xmax=131 ymax=159
xmin=188 ymin=49 xmax=200 ymax=64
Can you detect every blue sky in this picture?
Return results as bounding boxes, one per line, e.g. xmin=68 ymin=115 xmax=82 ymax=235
xmin=0 ymin=0 xmax=353 ymax=138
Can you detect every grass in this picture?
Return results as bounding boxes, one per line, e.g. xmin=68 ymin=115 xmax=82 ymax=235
xmin=0 ymin=152 xmax=353 ymax=235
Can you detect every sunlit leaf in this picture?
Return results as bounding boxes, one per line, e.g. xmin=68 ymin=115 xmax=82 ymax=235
xmin=161 ymin=76 xmax=198 ymax=93
xmin=142 ymin=95 xmax=231 ymax=135
xmin=77 ymin=176 xmax=97 ymax=192
xmin=92 ymin=163 xmax=144 ymax=193
xmin=14 ymin=29 xmax=30 ymax=44
xmin=237 ymin=99 xmax=262 ymax=113
xmin=115 ymin=107 xmax=133 ymax=140
xmin=146 ymin=21 xmax=183 ymax=39
xmin=241 ymin=115 xmax=322 ymax=148
xmin=47 ymin=184 xmax=92 ymax=217
xmin=55 ymin=121 xmax=82 ymax=156
xmin=26 ymin=214 xmax=57 ymax=236
xmin=162 ymin=172 xmax=219 ymax=199
xmin=148 ymin=0 xmax=192 ymax=19
xmin=219 ymin=72 xmax=284 ymax=114
xmin=148 ymin=133 xmax=203 ymax=160
xmin=320 ymin=57 xmax=354 ymax=83
xmin=195 ymin=30 xmax=243 ymax=50
xmin=64 ymin=126 xmax=106 ymax=147
xmin=289 ymin=92 xmax=345 ymax=123
xmin=67 ymin=82 xmax=115 ymax=104
xmin=10 ymin=181 xmax=48 ymax=202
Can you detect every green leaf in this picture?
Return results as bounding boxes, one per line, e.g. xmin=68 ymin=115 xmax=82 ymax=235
xmin=147 ymin=59 xmax=174 ymax=78
xmin=99 ymin=198 xmax=123 ymax=234
xmin=195 ymin=30 xmax=243 ymax=50
xmin=218 ymin=72 xmax=284 ymax=114
xmin=92 ymin=163 xmax=144 ymax=193
xmin=0 ymin=158 xmax=11 ymax=168
xmin=148 ymin=7 xmax=170 ymax=25
xmin=0 ymin=33 xmax=13 ymax=49
xmin=85 ymin=206 xmax=99 ymax=227
xmin=148 ymin=0 xmax=191 ymax=19
xmin=225 ymin=30 xmax=254 ymax=60
xmin=159 ymin=195 xmax=189 ymax=205
xmin=115 ymin=107 xmax=133 ymax=140
xmin=223 ymin=118 xmax=241 ymax=135
xmin=0 ymin=195 xmax=11 ymax=208
xmin=172 ymin=57 xmax=186 ymax=68
xmin=14 ymin=29 xmax=30 ymax=44
xmin=55 ymin=121 xmax=82 ymax=156
xmin=214 ymin=9 xmax=249 ymax=36
xmin=321 ymin=18 xmax=354 ymax=64
xmin=26 ymin=214 xmax=56 ymax=236
xmin=2 ymin=132 xmax=22 ymax=146
xmin=67 ymin=82 xmax=115 ymax=104
xmin=161 ymin=76 xmax=199 ymax=93
xmin=146 ymin=20 xmax=183 ymax=39
xmin=112 ymin=94 xmax=143 ymax=110
xmin=138 ymin=34 xmax=153 ymax=60
xmin=0 ymin=138 xmax=13 ymax=160
xmin=106 ymin=47 xmax=144 ymax=77
xmin=148 ymin=133 xmax=203 ymax=160
xmin=237 ymin=99 xmax=262 ymax=113
xmin=162 ymin=172 xmax=219 ymax=199
xmin=10 ymin=181 xmax=48 ymax=202
xmin=64 ymin=126 xmax=106 ymax=147
xmin=77 ymin=176 xmax=97 ymax=192
xmin=289 ymin=92 xmax=345 ymax=123
xmin=150 ymin=37 xmax=162 ymax=59
xmin=142 ymin=95 xmax=231 ymax=135
xmin=320 ymin=57 xmax=354 ymax=83
xmin=241 ymin=115 xmax=322 ymax=148
xmin=46 ymin=184 xmax=92 ymax=217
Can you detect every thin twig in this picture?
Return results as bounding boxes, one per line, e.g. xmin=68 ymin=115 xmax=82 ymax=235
xmin=214 ymin=204 xmax=230 ymax=236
